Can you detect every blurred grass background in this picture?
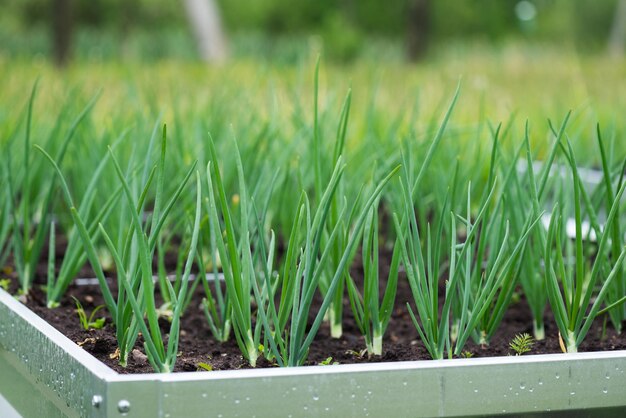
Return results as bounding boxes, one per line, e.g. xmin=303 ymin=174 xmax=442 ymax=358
xmin=1 ymin=0 xmax=625 ymax=157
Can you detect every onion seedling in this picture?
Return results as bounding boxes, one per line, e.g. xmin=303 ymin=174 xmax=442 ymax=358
xmin=197 ymin=213 xmax=231 ymax=343
xmin=393 ymin=163 xmax=482 ymax=360
xmin=394 ymin=155 xmax=541 ymax=358
xmin=7 ymin=83 xmax=99 ymax=295
xmin=198 ymin=139 xmax=279 ymax=345
xmin=257 ymin=163 xmax=400 ymax=366
xmin=319 ymin=87 xmax=353 ymax=339
xmin=38 ymin=126 xmax=198 ymax=369
xmin=98 ymin=170 xmax=202 ymax=373
xmin=309 ymin=57 xmax=356 ymax=339
xmin=452 ymin=184 xmax=541 ymax=352
xmin=544 ymin=139 xmax=626 ymax=353
xmin=205 ymin=136 xmax=266 ymax=366
xmin=464 ymin=124 xmax=542 ymax=346
xmin=596 ymin=125 xmax=626 ymax=332
xmin=523 ymin=113 xmax=571 ymax=340
xmin=44 ymin=132 xmax=127 ymax=307
xmin=346 ymin=202 xmax=400 ymax=356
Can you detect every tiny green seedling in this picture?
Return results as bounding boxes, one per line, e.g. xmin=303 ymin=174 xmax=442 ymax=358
xmin=509 ymin=333 xmax=534 ymax=356
xmin=460 ymin=351 xmax=474 ymax=359
xmin=156 ymin=303 xmax=174 ymax=322
xmin=345 ymin=348 xmax=368 ymax=359
xmin=72 ymin=297 xmax=106 ymax=330
xmin=0 ymin=278 xmax=10 ymax=291
xmin=196 ymin=362 xmax=213 ymax=371
xmin=318 ymin=357 xmax=339 ymax=366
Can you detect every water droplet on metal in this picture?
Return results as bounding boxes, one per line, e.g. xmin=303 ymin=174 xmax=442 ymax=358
xmin=474 ymin=389 xmax=479 ymax=394
xmin=570 ymin=391 xmax=575 ymax=396
xmin=605 ymin=373 xmax=611 ymax=380
xmin=202 ymin=393 xmax=208 ymax=398
xmin=520 ymin=382 xmax=526 ymax=390
xmin=555 ymin=373 xmax=560 ymax=380
xmin=91 ymin=395 xmax=103 ymax=408
xmin=234 ymin=399 xmax=240 ymax=404
xmin=117 ymin=399 xmax=131 ymax=414
xmin=603 ymin=388 xmax=608 ymax=394
xmin=313 ymin=395 xmax=319 ymax=401
xmin=538 ymin=379 xmax=543 ymax=386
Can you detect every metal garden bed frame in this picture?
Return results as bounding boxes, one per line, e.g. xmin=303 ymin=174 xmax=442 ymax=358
xmin=1 ymin=288 xmax=626 ymax=417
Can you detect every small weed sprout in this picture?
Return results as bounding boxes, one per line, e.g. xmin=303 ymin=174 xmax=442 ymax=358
xmin=509 ymin=333 xmax=534 ymax=356
xmin=460 ymin=351 xmax=474 ymax=359
xmin=345 ymin=348 xmax=368 ymax=359
xmin=156 ymin=303 xmax=173 ymax=322
xmin=0 ymin=278 xmax=10 ymax=291
xmin=319 ymin=357 xmax=339 ymax=366
xmin=72 ymin=297 xmax=106 ymax=330
xmin=197 ymin=362 xmax=213 ymax=371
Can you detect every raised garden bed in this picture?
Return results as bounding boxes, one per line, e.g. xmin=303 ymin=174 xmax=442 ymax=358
xmin=2 ymin=287 xmax=626 ymax=417
xmin=2 ymin=78 xmax=626 ymax=417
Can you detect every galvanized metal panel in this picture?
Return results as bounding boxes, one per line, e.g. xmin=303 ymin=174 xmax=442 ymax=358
xmin=2 ymin=288 xmax=626 ymax=418
xmin=0 ymin=352 xmax=70 ymax=418
xmin=0 ymin=289 xmax=111 ymax=418
xmin=0 ymin=391 xmax=22 ymax=418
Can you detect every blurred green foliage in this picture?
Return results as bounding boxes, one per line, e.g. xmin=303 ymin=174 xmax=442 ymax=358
xmin=0 ymin=0 xmax=622 ymax=61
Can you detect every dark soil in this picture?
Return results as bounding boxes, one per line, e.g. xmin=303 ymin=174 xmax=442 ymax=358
xmin=4 ymin=242 xmax=626 ymax=374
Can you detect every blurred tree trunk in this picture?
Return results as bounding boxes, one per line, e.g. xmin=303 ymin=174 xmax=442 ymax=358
xmin=120 ymin=0 xmax=138 ymax=59
xmin=609 ymin=0 xmax=626 ymax=57
xmin=183 ymin=0 xmax=228 ymax=63
xmin=407 ymin=0 xmax=431 ymax=62
xmin=52 ymin=0 xmax=72 ymax=67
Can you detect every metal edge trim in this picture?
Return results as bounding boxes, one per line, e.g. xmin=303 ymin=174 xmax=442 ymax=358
xmin=0 ymin=287 xmax=116 ymax=379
